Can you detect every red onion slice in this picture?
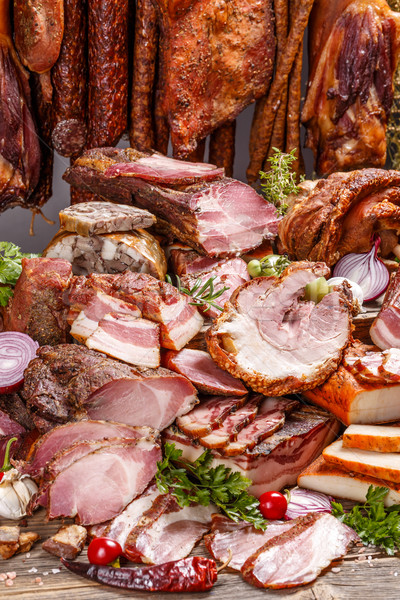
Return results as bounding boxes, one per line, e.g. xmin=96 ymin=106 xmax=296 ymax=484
xmin=333 ymin=236 xmax=389 ymax=302
xmin=0 ymin=332 xmax=39 ymax=394
xmin=284 ymin=487 xmax=333 ymax=520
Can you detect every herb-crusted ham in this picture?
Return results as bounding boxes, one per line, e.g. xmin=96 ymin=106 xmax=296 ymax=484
xmin=207 ymin=262 xmax=353 ymax=396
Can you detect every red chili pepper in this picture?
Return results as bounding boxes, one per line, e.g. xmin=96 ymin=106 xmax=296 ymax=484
xmin=61 ymin=556 xmax=218 ymax=592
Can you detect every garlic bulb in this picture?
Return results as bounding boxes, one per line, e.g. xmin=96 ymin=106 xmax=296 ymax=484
xmin=0 ymin=468 xmax=38 ymax=519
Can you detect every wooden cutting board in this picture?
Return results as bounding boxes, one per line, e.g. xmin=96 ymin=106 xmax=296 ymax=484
xmin=2 ymin=508 xmax=400 ymax=600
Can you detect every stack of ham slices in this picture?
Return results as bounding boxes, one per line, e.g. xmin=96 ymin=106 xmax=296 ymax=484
xmin=298 ymin=424 xmax=400 ymax=505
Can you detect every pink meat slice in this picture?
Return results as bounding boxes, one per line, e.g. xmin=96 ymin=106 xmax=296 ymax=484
xmin=241 ymin=512 xmax=358 ymax=589
xmin=175 ymin=395 xmax=248 ymax=438
xmin=204 ymin=514 xmax=296 ymax=571
xmin=162 ymin=348 xmax=247 ymax=396
xmin=105 ymin=153 xmax=224 ymax=185
xmin=199 ymin=395 xmax=262 ymax=449
xmin=168 ymin=245 xmax=221 ymax=277
xmin=370 ymin=268 xmax=400 ymax=350
xmin=47 ymin=438 xmax=161 ymax=525
xmin=0 ymin=410 xmax=26 ymax=437
xmin=85 ymin=370 xmax=198 ymax=430
xmin=85 ymin=312 xmax=161 ymax=369
xmin=21 ymin=421 xmax=151 ymax=477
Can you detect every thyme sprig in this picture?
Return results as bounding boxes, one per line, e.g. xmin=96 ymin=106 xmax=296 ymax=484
xmin=260 ymin=148 xmax=305 ymax=216
xmin=156 ymin=442 xmax=267 ymax=530
xmin=166 ymin=274 xmax=229 ymax=312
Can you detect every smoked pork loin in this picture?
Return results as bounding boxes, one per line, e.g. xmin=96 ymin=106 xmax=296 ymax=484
xmin=207 ymin=262 xmax=353 ymax=396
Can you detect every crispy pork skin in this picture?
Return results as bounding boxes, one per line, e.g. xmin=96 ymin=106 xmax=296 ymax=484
xmin=22 ymin=345 xmax=198 ymax=433
xmin=43 ymin=229 xmax=167 ymax=280
xmin=241 ymin=512 xmax=358 ymax=589
xmin=4 ymin=258 xmax=72 ymax=345
xmin=298 ymin=454 xmax=400 ymax=506
xmin=207 ymin=262 xmax=353 ymax=396
xmin=165 ymin=405 xmax=340 ymax=497
xmin=370 ymin=269 xmax=400 ymax=349
xmin=204 ymin=514 xmax=295 ymax=571
xmin=47 ymin=437 xmax=161 ymax=525
xmin=302 ymin=0 xmax=400 ymax=175
xmin=162 ymin=349 xmax=247 ymax=396
xmin=64 ymin=149 xmax=279 ymax=259
xmin=67 ymin=272 xmax=204 ymax=351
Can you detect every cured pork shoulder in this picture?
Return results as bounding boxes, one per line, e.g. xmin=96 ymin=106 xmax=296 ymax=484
xmin=4 ymin=258 xmax=72 ymax=345
xmin=162 ymin=349 xmax=247 ymax=397
xmin=370 ymin=268 xmax=400 ymax=349
xmin=278 ymin=169 xmax=400 ymax=266
xmin=64 ymin=148 xmax=279 ymax=259
xmin=152 ymin=0 xmax=275 ymax=157
xmin=241 ymin=512 xmax=358 ymax=588
xmin=168 ymin=244 xmax=221 ymax=277
xmin=47 ymin=437 xmax=161 ymax=525
xmin=43 ymin=229 xmax=167 ymax=279
xmin=165 ymin=405 xmax=340 ymax=497
xmin=302 ymin=0 xmax=400 ymax=175
xmin=22 ymin=345 xmax=198 ymax=432
xmin=207 ymin=262 xmax=353 ymax=396
xmin=67 ymin=272 xmax=203 ymax=351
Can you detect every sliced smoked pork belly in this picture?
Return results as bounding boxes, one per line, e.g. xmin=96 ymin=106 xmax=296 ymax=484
xmin=180 ymin=258 xmax=250 ymax=319
xmin=47 ymin=437 xmax=161 ymax=525
xmin=204 ymin=514 xmax=296 ymax=571
xmin=21 ymin=420 xmax=153 ymax=478
xmin=207 ymin=262 xmax=353 ymax=396
xmin=64 ymin=149 xmax=279 ymax=259
xmin=370 ymin=268 xmax=400 ymax=350
xmin=22 ymin=345 xmax=198 ymax=432
xmin=123 ymin=494 xmax=214 ymax=565
xmin=85 ymin=313 xmax=160 ymax=369
xmin=43 ymin=229 xmax=167 ymax=280
xmin=176 ymin=395 xmax=248 ymax=439
xmin=161 ymin=349 xmax=247 ymax=396
xmin=4 ymin=258 xmax=73 ymax=346
xmin=166 ymin=405 xmax=340 ymax=497
xmin=70 ymin=290 xmax=142 ymax=342
xmin=67 ymin=272 xmax=204 ymax=351
xmin=59 ymin=201 xmax=156 ymax=236
xmin=241 ymin=512 xmax=358 ymax=589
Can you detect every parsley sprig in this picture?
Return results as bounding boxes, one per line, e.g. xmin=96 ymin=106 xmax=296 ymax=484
xmin=156 ymin=442 xmax=267 ymax=530
xmin=0 ymin=242 xmax=40 ymax=306
xmin=332 ymin=485 xmax=400 ymax=555
xmin=260 ymin=148 xmax=304 ymax=216
xmin=166 ymin=274 xmax=229 ymax=313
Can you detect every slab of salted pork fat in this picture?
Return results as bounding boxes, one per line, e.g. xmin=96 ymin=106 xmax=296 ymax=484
xmin=241 ymin=512 xmax=358 ymax=589
xmin=298 ymin=455 xmax=400 ymax=506
xmin=343 ymin=424 xmax=400 ymax=453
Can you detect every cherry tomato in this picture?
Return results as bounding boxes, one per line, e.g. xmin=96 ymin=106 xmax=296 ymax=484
xmin=87 ymin=537 xmax=122 ymax=565
xmin=259 ymin=491 xmax=288 ymax=520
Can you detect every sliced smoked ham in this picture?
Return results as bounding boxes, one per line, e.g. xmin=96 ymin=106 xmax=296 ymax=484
xmin=207 ymin=262 xmax=353 ymax=396
xmin=176 ymin=395 xmax=248 ymax=439
xmin=47 ymin=437 xmax=161 ymax=525
xmin=241 ymin=512 xmax=358 ymax=589
xmin=162 ymin=349 xmax=247 ymax=396
xmin=370 ymin=268 xmax=400 ymax=350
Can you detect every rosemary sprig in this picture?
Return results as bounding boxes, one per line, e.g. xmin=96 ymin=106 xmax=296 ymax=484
xmin=166 ymin=274 xmax=229 ymax=312
xmin=259 ymin=148 xmax=305 ymax=216
xmin=156 ymin=442 xmax=267 ymax=530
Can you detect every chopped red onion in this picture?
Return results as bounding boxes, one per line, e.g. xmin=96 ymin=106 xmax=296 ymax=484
xmin=0 ymin=332 xmax=39 ymax=394
xmin=284 ymin=487 xmax=333 ymax=520
xmin=333 ymin=236 xmax=389 ymax=302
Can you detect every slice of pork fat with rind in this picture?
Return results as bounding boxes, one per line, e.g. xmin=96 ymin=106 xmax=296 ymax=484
xmin=207 ymin=261 xmax=353 ymax=396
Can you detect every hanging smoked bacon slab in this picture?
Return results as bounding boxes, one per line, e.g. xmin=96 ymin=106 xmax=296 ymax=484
xmin=302 ymin=0 xmax=400 ymax=176
xmin=0 ymin=0 xmax=41 ymax=212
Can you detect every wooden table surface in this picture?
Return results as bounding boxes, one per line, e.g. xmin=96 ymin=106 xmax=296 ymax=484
xmin=2 ymin=508 xmax=400 ymax=600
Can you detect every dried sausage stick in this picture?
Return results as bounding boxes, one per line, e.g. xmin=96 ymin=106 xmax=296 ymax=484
xmin=130 ymin=0 xmax=158 ymax=151
xmin=51 ymin=0 xmax=87 ymax=157
xmin=13 ymin=0 xmax=64 ymax=73
xmin=154 ymin=42 xmax=169 ymax=154
xmin=86 ymin=0 xmax=129 ymax=148
xmin=247 ymin=0 xmax=314 ymax=183
xmin=209 ymin=121 xmax=236 ymax=177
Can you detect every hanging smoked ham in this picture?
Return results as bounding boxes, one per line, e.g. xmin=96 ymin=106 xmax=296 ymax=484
xmin=302 ymin=0 xmax=400 ymax=176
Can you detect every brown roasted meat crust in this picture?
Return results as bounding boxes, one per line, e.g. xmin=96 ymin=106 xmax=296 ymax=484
xmin=278 ymin=168 xmax=400 ymax=265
